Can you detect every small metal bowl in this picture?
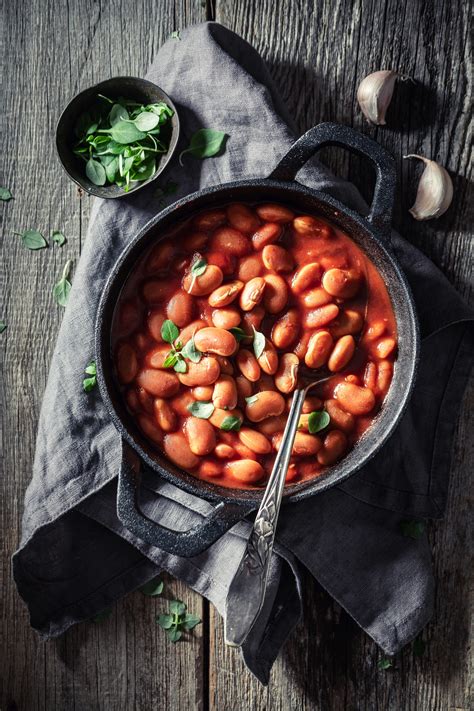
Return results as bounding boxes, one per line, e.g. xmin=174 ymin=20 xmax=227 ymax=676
xmin=55 ymin=77 xmax=180 ymax=199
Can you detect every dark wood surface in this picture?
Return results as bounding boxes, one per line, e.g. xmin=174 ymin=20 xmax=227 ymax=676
xmin=1 ymin=1 xmax=472 ymax=709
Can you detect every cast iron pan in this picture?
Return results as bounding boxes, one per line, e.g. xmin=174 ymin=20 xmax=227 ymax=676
xmin=96 ymin=123 xmax=419 ymax=557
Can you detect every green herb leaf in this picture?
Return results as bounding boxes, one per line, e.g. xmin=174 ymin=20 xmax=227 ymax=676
xmin=163 ymin=352 xmax=179 ymax=368
xmin=52 ymin=260 xmax=73 ymax=307
xmin=179 ymin=128 xmax=227 ymax=164
xmin=308 ymin=410 xmax=330 ymax=434
xmin=167 ymin=627 xmax=182 ymax=642
xmin=377 ymin=658 xmax=393 ymax=670
xmin=92 ymin=608 xmax=112 ymax=623
xmin=83 ymin=360 xmax=97 ymax=392
xmin=400 ymin=520 xmax=426 ymax=539
xmin=0 ymin=320 xmax=6 ymax=334
xmin=191 ymin=256 xmax=207 ymax=277
xmin=170 ymin=599 xmax=187 ymax=616
xmin=170 ymin=30 xmax=181 ymax=40
xmin=161 ymin=319 xmax=180 ymax=344
xmin=0 ymin=187 xmax=13 ymax=201
xmin=109 ymin=103 xmax=129 ymax=126
xmin=413 ymin=636 xmax=426 ymax=657
xmin=14 ymin=229 xmax=48 ymax=250
xmin=245 ymin=394 xmax=259 ymax=405
xmin=109 ymin=120 xmax=147 ymax=144
xmin=173 ymin=358 xmax=187 ymax=373
xmin=220 ymin=415 xmax=242 ymax=432
xmin=51 ymin=230 xmax=67 ymax=247
xmin=140 ymin=578 xmax=164 ymax=597
xmin=229 ymin=327 xmax=248 ymax=342
xmin=182 ymin=612 xmax=201 ymax=630
xmin=86 ymin=158 xmax=106 ymax=186
xmin=181 ymin=335 xmax=202 ymax=363
xmin=134 ymin=111 xmax=160 ymax=132
xmin=187 ymin=401 xmax=215 ymax=419
xmin=252 ymin=328 xmax=266 ymax=359
xmin=157 ymin=613 xmax=174 ymax=630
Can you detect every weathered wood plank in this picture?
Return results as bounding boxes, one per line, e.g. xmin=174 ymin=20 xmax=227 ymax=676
xmin=0 ymin=1 xmax=207 ymax=710
xmin=210 ymin=0 xmax=473 ymax=708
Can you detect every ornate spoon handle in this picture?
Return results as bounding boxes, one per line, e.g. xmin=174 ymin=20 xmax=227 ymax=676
xmin=224 ymin=387 xmax=307 ymax=647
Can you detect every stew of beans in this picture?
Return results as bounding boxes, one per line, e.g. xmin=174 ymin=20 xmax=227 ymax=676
xmin=112 ymin=202 xmax=397 ymax=488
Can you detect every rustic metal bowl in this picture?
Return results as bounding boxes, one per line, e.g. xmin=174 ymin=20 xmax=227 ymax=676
xmin=55 ymin=76 xmax=180 ymax=199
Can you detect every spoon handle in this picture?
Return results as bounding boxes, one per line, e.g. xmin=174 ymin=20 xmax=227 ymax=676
xmin=224 ymin=387 xmax=307 ymax=647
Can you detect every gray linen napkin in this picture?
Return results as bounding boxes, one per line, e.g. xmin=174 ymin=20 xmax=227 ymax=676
xmin=13 ymin=22 xmax=473 ymax=684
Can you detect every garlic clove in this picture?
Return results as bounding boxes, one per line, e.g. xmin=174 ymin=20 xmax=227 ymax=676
xmin=404 ymin=155 xmax=454 ymax=220
xmin=357 ymin=70 xmax=398 ymax=125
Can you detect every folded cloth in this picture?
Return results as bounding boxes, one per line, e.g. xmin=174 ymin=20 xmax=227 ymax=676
xmin=13 ymin=22 xmax=473 ymax=684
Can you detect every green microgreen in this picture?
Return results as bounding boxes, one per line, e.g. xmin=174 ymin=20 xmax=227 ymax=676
xmin=161 ymin=319 xmax=180 ymax=344
xmin=187 ymin=401 xmax=215 ymax=419
xmin=52 ymin=260 xmax=73 ymax=307
xmin=0 ymin=320 xmax=6 ymax=334
xmin=245 ymin=394 xmax=259 ymax=405
xmin=181 ymin=335 xmax=202 ymax=363
xmin=179 ymin=128 xmax=226 ymax=165
xmin=377 ymin=658 xmax=393 ymax=671
xmin=191 ymin=255 xmax=208 ymax=277
xmin=252 ymin=327 xmax=266 ymax=359
xmin=0 ymin=187 xmax=13 ymax=201
xmin=73 ymin=95 xmax=174 ymax=191
xmin=228 ymin=327 xmax=249 ymax=342
xmin=307 ymin=410 xmax=330 ymax=434
xmin=157 ymin=599 xmax=201 ymax=642
xmin=140 ymin=577 xmax=164 ymax=597
xmin=220 ymin=415 xmax=242 ymax=432
xmin=170 ymin=30 xmax=181 ymax=40
xmin=83 ymin=360 xmax=97 ymax=392
xmin=51 ymin=230 xmax=67 ymax=246
xmin=14 ymin=229 xmax=48 ymax=250
xmin=400 ymin=520 xmax=426 ymax=539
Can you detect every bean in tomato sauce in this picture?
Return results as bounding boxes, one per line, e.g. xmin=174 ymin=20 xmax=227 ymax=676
xmin=112 ymin=202 xmax=397 ymax=489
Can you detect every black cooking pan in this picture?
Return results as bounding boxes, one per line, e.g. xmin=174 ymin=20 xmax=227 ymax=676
xmin=95 ymin=123 xmax=419 ymax=557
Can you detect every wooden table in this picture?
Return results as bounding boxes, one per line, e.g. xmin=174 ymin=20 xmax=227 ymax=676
xmin=1 ymin=1 xmax=472 ymax=709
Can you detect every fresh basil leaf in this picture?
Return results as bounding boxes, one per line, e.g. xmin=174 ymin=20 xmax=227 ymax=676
xmin=170 ymin=599 xmax=186 ymax=616
xmin=85 ymin=361 xmax=96 ymax=376
xmin=109 ymin=103 xmax=129 ymax=126
xmin=157 ymin=613 xmax=174 ymax=630
xmin=179 ymin=128 xmax=226 ymax=164
xmin=134 ymin=111 xmax=160 ymax=132
xmin=170 ymin=30 xmax=181 ymax=40
xmin=400 ymin=520 xmax=425 ymax=539
xmin=191 ymin=256 xmax=207 ymax=276
xmin=0 ymin=320 xmax=6 ymax=334
xmin=92 ymin=608 xmax=112 ymax=623
xmin=187 ymin=401 xmax=215 ymax=419
xmin=109 ymin=120 xmax=146 ymax=144
xmin=229 ymin=327 xmax=248 ymax=342
xmin=140 ymin=578 xmax=164 ymax=596
xmin=51 ymin=230 xmax=66 ymax=247
xmin=86 ymin=158 xmax=106 ymax=186
xmin=173 ymin=358 xmax=187 ymax=373
xmin=14 ymin=229 xmax=48 ymax=250
xmin=182 ymin=612 xmax=201 ymax=630
xmin=413 ymin=636 xmax=426 ymax=657
xmin=220 ymin=415 xmax=241 ymax=432
xmin=167 ymin=627 xmax=182 ymax=643
xmin=163 ymin=352 xmax=179 ymax=368
xmin=308 ymin=411 xmax=330 ymax=434
xmin=52 ymin=260 xmax=72 ymax=307
xmin=181 ymin=336 xmax=202 ymax=363
xmin=0 ymin=187 xmax=13 ymax=201
xmin=252 ymin=328 xmax=266 ymax=359
xmin=161 ymin=319 xmax=180 ymax=344
xmin=245 ymin=394 xmax=259 ymax=405
xmin=377 ymin=658 xmax=393 ymax=670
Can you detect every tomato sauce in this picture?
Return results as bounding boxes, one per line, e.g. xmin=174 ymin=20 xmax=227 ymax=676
xmin=111 ymin=202 xmax=397 ymax=489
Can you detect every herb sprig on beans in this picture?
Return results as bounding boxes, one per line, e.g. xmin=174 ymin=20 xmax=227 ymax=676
xmin=73 ymin=94 xmax=174 ymax=191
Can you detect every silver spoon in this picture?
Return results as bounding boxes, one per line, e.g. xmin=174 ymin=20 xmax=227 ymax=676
xmin=224 ymin=371 xmax=331 ymax=647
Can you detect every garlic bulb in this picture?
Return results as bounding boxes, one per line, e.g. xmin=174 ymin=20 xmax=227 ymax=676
xmin=404 ymin=155 xmax=453 ymax=220
xmin=357 ymin=70 xmax=398 ymax=125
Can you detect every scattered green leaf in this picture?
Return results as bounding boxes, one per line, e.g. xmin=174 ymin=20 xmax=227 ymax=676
xmin=157 ymin=599 xmax=201 ymax=643
xmin=182 ymin=612 xmax=201 ymax=630
xmin=52 ymin=259 xmax=73 ymax=307
xmin=170 ymin=30 xmax=181 ymax=40
xmin=179 ymin=128 xmax=226 ymax=165
xmin=0 ymin=320 xmax=6 ymax=334
xmin=191 ymin=256 xmax=208 ymax=277
xmin=181 ymin=335 xmax=202 ymax=363
xmin=163 ymin=352 xmax=179 ymax=368
xmin=220 ymin=415 xmax=242 ymax=432
xmin=51 ymin=230 xmax=67 ymax=247
xmin=229 ymin=327 xmax=249 ymax=342
xmin=173 ymin=358 xmax=187 ymax=373
xmin=187 ymin=401 xmax=215 ymax=419
xmin=140 ymin=578 xmax=164 ymax=597
xmin=252 ymin=328 xmax=266 ymax=359
xmin=308 ymin=410 xmax=330 ymax=434
xmin=0 ymin=187 xmax=13 ymax=201
xmin=92 ymin=608 xmax=112 ymax=623
xmin=161 ymin=319 xmax=180 ymax=344
xmin=400 ymin=520 xmax=426 ymax=539
xmin=83 ymin=360 xmax=97 ymax=392
xmin=413 ymin=636 xmax=426 ymax=657
xmin=14 ymin=229 xmax=48 ymax=250
xmin=245 ymin=394 xmax=259 ymax=405
xmin=377 ymin=658 xmax=393 ymax=671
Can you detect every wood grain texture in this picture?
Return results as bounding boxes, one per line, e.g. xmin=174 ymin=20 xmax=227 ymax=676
xmin=1 ymin=0 xmax=472 ymax=709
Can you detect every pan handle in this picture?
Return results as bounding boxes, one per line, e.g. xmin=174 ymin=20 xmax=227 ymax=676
xmin=117 ymin=443 xmax=252 ymax=557
xmin=268 ymin=122 xmax=396 ymax=241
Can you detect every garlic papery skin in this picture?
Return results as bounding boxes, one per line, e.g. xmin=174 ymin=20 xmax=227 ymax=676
xmin=404 ymin=155 xmax=454 ymax=220
xmin=357 ymin=70 xmax=398 ymax=125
